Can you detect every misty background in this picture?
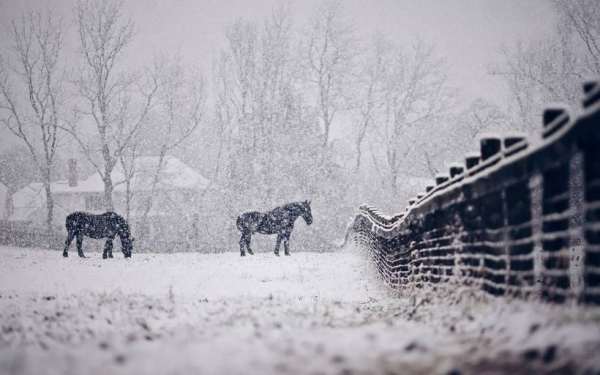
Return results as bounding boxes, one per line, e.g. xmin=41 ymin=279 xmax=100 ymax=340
xmin=0 ymin=0 xmax=597 ymax=252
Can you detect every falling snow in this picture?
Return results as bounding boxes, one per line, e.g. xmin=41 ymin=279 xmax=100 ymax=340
xmin=1 ymin=0 xmax=599 ymax=374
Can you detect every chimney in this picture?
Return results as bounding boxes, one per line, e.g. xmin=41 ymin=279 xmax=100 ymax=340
xmin=68 ymin=159 xmax=78 ymax=187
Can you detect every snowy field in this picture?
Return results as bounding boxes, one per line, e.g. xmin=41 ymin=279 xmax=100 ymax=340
xmin=1 ymin=245 xmax=600 ymax=375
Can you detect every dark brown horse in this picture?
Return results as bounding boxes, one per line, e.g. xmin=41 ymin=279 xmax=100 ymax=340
xmin=63 ymin=212 xmax=134 ymax=259
xmin=236 ymin=201 xmax=312 ymax=256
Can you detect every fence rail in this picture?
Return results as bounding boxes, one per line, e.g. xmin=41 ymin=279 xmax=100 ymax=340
xmin=348 ymin=79 xmax=600 ymax=305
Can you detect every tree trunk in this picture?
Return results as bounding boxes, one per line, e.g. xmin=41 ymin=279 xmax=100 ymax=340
xmin=103 ymin=176 xmax=114 ymax=211
xmin=4 ymin=191 xmax=13 ymax=220
xmin=139 ymin=147 xmax=167 ymax=234
xmin=124 ymin=179 xmax=132 ymax=221
xmin=354 ymin=132 xmax=364 ymax=172
xmin=43 ymin=181 xmax=54 ymax=248
xmin=391 ymin=168 xmax=399 ymax=199
xmin=322 ymin=119 xmax=331 ymax=148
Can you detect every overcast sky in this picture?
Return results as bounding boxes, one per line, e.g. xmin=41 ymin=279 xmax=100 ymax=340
xmin=0 ymin=0 xmax=556 ymax=150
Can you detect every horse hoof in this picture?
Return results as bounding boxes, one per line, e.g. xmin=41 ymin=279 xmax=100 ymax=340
xmin=248 ymin=250 xmax=254 ymax=255
xmin=240 ymin=253 xmax=246 ymax=257
xmin=274 ymin=252 xmax=280 ymax=256
xmin=63 ymin=252 xmax=68 ymax=258
xmin=102 ymin=254 xmax=107 ymax=259
xmin=108 ymin=254 xmax=114 ymax=258
xmin=78 ymin=254 xmax=86 ymax=258
xmin=285 ymin=253 xmax=290 ymax=256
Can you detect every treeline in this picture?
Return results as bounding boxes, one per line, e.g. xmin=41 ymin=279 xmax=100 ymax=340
xmin=0 ymin=0 xmax=598 ymax=251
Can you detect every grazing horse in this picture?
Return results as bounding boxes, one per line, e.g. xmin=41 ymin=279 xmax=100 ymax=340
xmin=236 ymin=201 xmax=312 ymax=257
xmin=63 ymin=212 xmax=134 ymax=259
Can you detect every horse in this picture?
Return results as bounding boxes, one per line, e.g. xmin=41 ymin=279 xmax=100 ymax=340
xmin=236 ymin=201 xmax=312 ymax=257
xmin=62 ymin=211 xmax=134 ymax=259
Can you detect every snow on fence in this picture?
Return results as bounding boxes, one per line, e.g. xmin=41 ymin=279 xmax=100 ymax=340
xmin=348 ymin=79 xmax=600 ymax=305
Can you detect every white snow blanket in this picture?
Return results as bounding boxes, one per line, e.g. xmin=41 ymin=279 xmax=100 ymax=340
xmin=0 ymin=245 xmax=599 ymax=374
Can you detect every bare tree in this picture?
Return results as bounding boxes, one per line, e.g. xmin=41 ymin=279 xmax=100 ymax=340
xmin=303 ymin=0 xmax=356 ymax=147
xmin=138 ymin=58 xmax=205 ymax=231
xmin=207 ymin=6 xmax=351 ymax=251
xmin=0 ymin=12 xmax=64 ymax=238
xmin=372 ymin=38 xmax=450 ymax=196
xmin=66 ymin=0 xmax=157 ymax=210
xmin=555 ymin=0 xmax=600 ymax=75
xmin=212 ymin=53 xmax=235 ymax=184
xmin=460 ymin=99 xmax=510 ymax=138
xmin=431 ymin=98 xmax=511 ymax=166
xmin=218 ymin=7 xmax=301 ymax=207
xmin=117 ymin=140 xmax=139 ymax=221
xmin=492 ymin=0 xmax=599 ymax=131
xmin=0 ymin=146 xmax=39 ymax=196
xmin=352 ymin=34 xmax=388 ymax=172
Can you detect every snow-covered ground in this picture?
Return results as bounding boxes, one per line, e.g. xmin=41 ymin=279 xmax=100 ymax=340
xmin=1 ymin=245 xmax=599 ymax=375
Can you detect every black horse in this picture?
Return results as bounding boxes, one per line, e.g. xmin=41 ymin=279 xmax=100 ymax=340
xmin=236 ymin=201 xmax=312 ymax=256
xmin=63 ymin=212 xmax=134 ymax=259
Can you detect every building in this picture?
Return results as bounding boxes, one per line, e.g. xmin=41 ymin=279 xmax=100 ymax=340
xmin=8 ymin=156 xmax=209 ymax=248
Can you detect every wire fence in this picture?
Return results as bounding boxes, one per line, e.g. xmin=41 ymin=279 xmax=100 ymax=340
xmin=347 ymin=79 xmax=600 ymax=305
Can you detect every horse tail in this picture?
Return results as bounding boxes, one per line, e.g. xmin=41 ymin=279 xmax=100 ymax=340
xmin=65 ymin=212 xmax=79 ymax=231
xmin=65 ymin=214 xmax=73 ymax=228
xmin=236 ymin=215 xmax=243 ymax=232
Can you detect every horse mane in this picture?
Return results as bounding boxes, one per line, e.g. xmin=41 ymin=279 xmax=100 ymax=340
xmin=282 ymin=201 xmax=307 ymax=214
xmin=105 ymin=212 xmax=131 ymax=239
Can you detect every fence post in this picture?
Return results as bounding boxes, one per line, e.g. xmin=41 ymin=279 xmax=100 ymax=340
xmin=569 ymin=151 xmax=585 ymax=304
xmin=348 ymin=80 xmax=598 ymax=304
xmin=501 ymin=187 xmax=511 ymax=295
xmin=530 ymin=173 xmax=544 ymax=300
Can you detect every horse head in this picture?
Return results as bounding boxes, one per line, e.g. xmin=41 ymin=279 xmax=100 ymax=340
xmin=117 ymin=221 xmax=134 ymax=258
xmin=121 ymin=235 xmax=134 ymax=258
xmin=302 ymin=200 xmax=313 ymax=225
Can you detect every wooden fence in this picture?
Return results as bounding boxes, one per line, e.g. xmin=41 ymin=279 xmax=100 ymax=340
xmin=347 ymin=79 xmax=600 ymax=304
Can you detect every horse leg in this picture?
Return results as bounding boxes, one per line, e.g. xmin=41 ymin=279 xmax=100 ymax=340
xmin=63 ymin=230 xmax=75 ymax=257
xmin=102 ymin=239 xmax=108 ymax=259
xmin=283 ymin=234 xmax=291 ymax=256
xmin=103 ymin=239 xmax=113 ymax=259
xmin=76 ymin=234 xmax=85 ymax=258
xmin=239 ymin=232 xmax=247 ymax=256
xmin=274 ymin=234 xmax=282 ymax=256
xmin=245 ymin=232 xmax=254 ymax=255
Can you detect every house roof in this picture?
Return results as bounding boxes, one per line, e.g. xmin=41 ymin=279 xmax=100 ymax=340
xmin=8 ymin=156 xmax=208 ymax=221
xmin=58 ymin=155 xmax=209 ymax=194
xmin=11 ymin=183 xmax=45 ymax=210
xmin=8 ymin=183 xmax=70 ymax=222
